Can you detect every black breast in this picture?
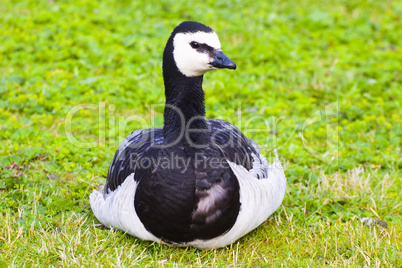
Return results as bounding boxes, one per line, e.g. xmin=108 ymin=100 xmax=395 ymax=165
xmin=134 ymin=143 xmax=240 ymax=243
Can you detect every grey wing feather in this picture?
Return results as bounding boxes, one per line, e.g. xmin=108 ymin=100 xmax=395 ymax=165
xmin=207 ymin=119 xmax=258 ymax=170
xmin=104 ymin=128 xmax=164 ymax=192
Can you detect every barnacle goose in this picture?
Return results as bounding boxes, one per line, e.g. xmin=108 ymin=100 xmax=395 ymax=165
xmin=90 ymin=21 xmax=286 ymax=249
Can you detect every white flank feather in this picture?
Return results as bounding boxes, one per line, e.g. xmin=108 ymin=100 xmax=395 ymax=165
xmin=89 ymin=174 xmax=160 ymax=242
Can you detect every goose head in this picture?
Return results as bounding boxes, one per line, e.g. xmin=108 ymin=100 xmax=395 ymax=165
xmin=163 ymin=21 xmax=236 ymax=78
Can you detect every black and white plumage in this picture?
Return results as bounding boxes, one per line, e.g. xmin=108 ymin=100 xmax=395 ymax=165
xmin=90 ymin=21 xmax=286 ymax=249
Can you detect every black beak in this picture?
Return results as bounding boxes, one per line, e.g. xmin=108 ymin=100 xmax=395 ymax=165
xmin=210 ymin=51 xmax=236 ymax=70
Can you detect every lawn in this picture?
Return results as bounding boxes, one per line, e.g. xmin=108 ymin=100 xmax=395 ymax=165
xmin=1 ymin=0 xmax=401 ymax=266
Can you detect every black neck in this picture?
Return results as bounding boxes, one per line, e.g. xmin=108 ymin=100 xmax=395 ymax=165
xmin=162 ymin=39 xmax=209 ymax=145
xmin=162 ymin=70 xmax=209 ymax=145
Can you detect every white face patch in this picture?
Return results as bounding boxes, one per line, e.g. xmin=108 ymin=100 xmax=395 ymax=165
xmin=173 ymin=31 xmax=222 ymax=77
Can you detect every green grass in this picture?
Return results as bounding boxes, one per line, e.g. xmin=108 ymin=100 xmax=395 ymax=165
xmin=0 ymin=0 xmax=401 ymax=266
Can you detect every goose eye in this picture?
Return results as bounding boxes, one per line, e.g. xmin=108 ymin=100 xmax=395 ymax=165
xmin=190 ymin=41 xmax=200 ymax=49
